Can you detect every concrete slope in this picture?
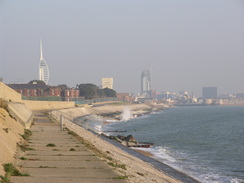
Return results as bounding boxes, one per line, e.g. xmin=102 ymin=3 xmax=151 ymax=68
xmin=11 ymin=112 xmax=128 ymax=183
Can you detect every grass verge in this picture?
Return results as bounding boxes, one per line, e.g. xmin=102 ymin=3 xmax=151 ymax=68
xmin=20 ymin=129 xmax=32 ymax=140
xmin=18 ymin=144 xmax=35 ymax=152
xmin=0 ymin=163 xmax=30 ymax=183
xmin=113 ymin=176 xmax=128 ymax=179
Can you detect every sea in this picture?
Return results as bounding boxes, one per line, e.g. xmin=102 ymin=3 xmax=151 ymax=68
xmin=99 ymin=106 xmax=244 ymax=183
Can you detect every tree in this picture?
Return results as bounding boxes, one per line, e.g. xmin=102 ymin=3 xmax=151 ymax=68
xmin=102 ymin=88 xmax=117 ymax=98
xmin=79 ymin=83 xmax=99 ymax=99
xmin=28 ymin=80 xmax=46 ymax=85
xmin=57 ymin=84 xmax=68 ymax=89
xmin=78 ymin=83 xmax=117 ymax=99
xmin=98 ymin=89 xmax=105 ymax=98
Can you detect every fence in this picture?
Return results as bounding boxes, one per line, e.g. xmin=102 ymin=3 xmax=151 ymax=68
xmin=22 ymin=95 xmax=120 ymax=105
xmin=22 ymin=96 xmax=62 ymax=101
xmin=75 ymin=97 xmax=120 ymax=105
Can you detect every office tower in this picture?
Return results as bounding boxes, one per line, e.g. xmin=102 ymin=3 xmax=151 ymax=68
xmin=102 ymin=78 xmax=113 ymax=89
xmin=141 ymin=70 xmax=151 ymax=94
xmin=202 ymin=87 xmax=218 ymax=99
xmin=39 ymin=39 xmax=49 ymax=84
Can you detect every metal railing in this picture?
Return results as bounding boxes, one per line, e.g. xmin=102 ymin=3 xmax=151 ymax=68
xmin=49 ymin=110 xmax=102 ymax=133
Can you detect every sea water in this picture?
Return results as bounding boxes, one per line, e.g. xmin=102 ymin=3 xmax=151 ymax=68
xmin=102 ymin=106 xmax=244 ymax=183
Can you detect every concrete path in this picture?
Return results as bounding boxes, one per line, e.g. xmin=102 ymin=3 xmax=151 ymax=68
xmin=12 ymin=111 xmax=128 ymax=183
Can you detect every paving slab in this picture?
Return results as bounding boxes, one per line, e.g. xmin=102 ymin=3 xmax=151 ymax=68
xmin=20 ymin=168 xmax=119 ymax=178
xmin=24 ymin=145 xmax=88 ymax=151
xmin=24 ymin=151 xmax=101 ymax=161
xmin=11 ymin=177 xmax=128 ymax=183
xmin=19 ymin=160 xmax=111 ymax=169
xmin=23 ymin=150 xmax=96 ymax=156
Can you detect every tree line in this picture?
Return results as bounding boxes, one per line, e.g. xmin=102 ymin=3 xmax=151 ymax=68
xmin=78 ymin=83 xmax=116 ymax=99
xmin=28 ymin=80 xmax=116 ymax=100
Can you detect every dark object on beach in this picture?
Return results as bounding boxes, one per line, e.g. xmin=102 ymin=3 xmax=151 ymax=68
xmin=125 ymin=135 xmax=137 ymax=144
xmin=107 ymin=134 xmax=154 ymax=148
xmin=128 ymin=142 xmax=154 ymax=148
xmin=103 ymin=130 xmax=127 ymax=132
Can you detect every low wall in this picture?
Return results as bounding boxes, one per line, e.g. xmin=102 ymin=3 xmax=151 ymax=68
xmin=7 ymin=102 xmax=33 ymax=129
xmin=0 ymin=82 xmax=22 ymax=102
xmin=23 ymin=100 xmax=75 ymax=111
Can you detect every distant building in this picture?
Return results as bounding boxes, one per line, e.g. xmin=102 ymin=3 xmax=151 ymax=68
xmin=236 ymin=93 xmax=244 ymax=99
xmin=202 ymin=87 xmax=218 ymax=99
xmin=8 ymin=83 xmax=79 ymax=101
xmin=117 ymin=93 xmax=134 ymax=103
xmin=148 ymin=90 xmax=157 ymax=99
xmin=102 ymin=78 xmax=113 ymax=89
xmin=61 ymin=88 xmax=80 ymax=101
xmin=39 ymin=39 xmax=49 ymax=84
xmin=141 ymin=70 xmax=151 ymax=94
xmin=8 ymin=84 xmax=56 ymax=97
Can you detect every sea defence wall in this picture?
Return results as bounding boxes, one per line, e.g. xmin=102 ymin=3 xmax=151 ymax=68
xmin=23 ymin=100 xmax=75 ymax=111
xmin=0 ymin=82 xmax=22 ymax=102
xmin=0 ymin=108 xmax=24 ymax=176
xmin=7 ymin=102 xmax=33 ymax=129
xmin=0 ymin=82 xmax=33 ymax=129
xmin=0 ymin=82 xmax=75 ymax=127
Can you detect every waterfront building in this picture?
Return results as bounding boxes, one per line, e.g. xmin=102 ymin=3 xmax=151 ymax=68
xmin=39 ymin=40 xmax=49 ymax=84
xmin=141 ymin=70 xmax=151 ymax=94
xmin=102 ymin=78 xmax=113 ymax=89
xmin=202 ymin=87 xmax=218 ymax=99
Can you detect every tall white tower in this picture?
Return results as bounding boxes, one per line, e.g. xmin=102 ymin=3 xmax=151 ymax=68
xmin=39 ymin=39 xmax=49 ymax=84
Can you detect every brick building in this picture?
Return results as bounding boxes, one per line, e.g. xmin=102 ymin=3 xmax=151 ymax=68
xmin=117 ymin=93 xmax=134 ymax=103
xmin=8 ymin=84 xmax=79 ymax=101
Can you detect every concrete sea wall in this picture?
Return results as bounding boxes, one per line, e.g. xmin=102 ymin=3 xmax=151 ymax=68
xmin=0 ymin=108 xmax=24 ymax=176
xmin=0 ymin=82 xmax=22 ymax=102
xmin=23 ymin=100 xmax=75 ymax=111
xmin=7 ymin=102 xmax=33 ymax=129
xmin=0 ymin=81 xmax=75 ymax=121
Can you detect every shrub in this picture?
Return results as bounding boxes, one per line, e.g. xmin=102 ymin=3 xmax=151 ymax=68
xmin=46 ymin=143 xmax=56 ymax=147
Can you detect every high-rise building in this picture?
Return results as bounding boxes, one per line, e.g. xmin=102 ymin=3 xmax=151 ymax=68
xmin=102 ymin=78 xmax=113 ymax=89
xmin=39 ymin=39 xmax=49 ymax=84
xmin=141 ymin=70 xmax=151 ymax=94
xmin=202 ymin=87 xmax=218 ymax=99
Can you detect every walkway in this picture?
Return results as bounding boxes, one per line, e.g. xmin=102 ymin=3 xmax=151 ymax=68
xmin=12 ymin=111 xmax=128 ymax=183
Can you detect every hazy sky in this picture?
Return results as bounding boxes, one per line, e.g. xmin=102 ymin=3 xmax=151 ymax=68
xmin=1 ymin=0 xmax=244 ymax=96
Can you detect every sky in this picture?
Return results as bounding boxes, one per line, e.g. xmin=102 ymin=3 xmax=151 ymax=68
xmin=1 ymin=0 xmax=244 ymax=97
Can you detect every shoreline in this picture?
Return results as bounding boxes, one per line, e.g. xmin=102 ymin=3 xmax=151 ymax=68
xmin=99 ymin=133 xmax=200 ymax=183
xmin=51 ymin=103 xmax=200 ymax=183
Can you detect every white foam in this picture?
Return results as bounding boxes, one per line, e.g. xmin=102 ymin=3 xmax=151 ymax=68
xmin=153 ymin=146 xmax=177 ymax=163
xmin=121 ymin=108 xmax=132 ymax=121
xmin=104 ymin=119 xmax=119 ymax=123
xmin=143 ymin=145 xmax=242 ymax=183
xmin=231 ymin=178 xmax=244 ymax=183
